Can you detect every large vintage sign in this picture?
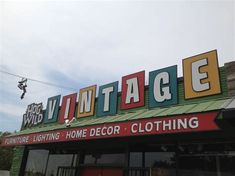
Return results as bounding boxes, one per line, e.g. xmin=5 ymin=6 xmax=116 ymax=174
xmin=21 ymin=50 xmax=222 ymax=128
xmin=3 ymin=111 xmax=219 ymax=146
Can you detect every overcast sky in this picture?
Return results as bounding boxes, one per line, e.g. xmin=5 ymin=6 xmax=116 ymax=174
xmin=0 ymin=0 xmax=234 ymax=132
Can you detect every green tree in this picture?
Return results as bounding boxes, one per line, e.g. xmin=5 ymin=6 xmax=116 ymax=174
xmin=0 ymin=131 xmax=14 ymax=170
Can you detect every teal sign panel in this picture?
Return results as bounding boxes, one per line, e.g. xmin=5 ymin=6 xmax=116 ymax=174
xmin=97 ymin=81 xmax=118 ymax=117
xmin=44 ymin=95 xmax=61 ymax=123
xmin=149 ymin=65 xmax=177 ymax=108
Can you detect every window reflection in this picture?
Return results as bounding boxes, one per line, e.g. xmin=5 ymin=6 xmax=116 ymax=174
xmin=129 ymin=152 xmax=143 ymax=167
xmin=84 ymin=154 xmax=96 ymax=164
xmin=97 ymin=153 xmax=125 ymax=165
xmin=179 ymin=153 xmax=235 ymax=176
xmin=145 ymin=152 xmax=176 ymax=176
xmin=24 ymin=149 xmax=49 ymax=176
xmin=23 ymin=144 xmax=235 ymax=176
xmin=84 ymin=153 xmax=125 ymax=166
xmin=219 ymin=152 xmax=235 ymax=176
xmin=45 ymin=154 xmax=74 ymax=176
xmin=179 ymin=155 xmax=217 ymax=176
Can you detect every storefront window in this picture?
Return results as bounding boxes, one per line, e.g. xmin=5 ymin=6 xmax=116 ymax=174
xmin=129 ymin=152 xmax=143 ymax=167
xmin=97 ymin=153 xmax=125 ymax=165
xmin=24 ymin=149 xmax=49 ymax=176
xmin=179 ymin=154 xmax=217 ymax=176
xmin=218 ymin=152 xmax=235 ymax=176
xmin=145 ymin=152 xmax=176 ymax=176
xmin=84 ymin=153 xmax=125 ymax=166
xmin=84 ymin=154 xmax=96 ymax=164
xmin=45 ymin=154 xmax=74 ymax=176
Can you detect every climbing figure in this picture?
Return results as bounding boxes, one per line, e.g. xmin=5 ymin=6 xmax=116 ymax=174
xmin=18 ymin=78 xmax=27 ymax=99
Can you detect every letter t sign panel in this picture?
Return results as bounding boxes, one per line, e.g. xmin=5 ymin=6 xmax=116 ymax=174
xmin=183 ymin=50 xmax=221 ymax=99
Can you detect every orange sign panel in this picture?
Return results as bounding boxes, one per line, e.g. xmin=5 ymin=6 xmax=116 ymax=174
xmin=77 ymin=85 xmax=96 ymax=118
xmin=183 ymin=50 xmax=221 ymax=99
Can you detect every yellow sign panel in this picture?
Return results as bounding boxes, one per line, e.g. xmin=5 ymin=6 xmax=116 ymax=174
xmin=77 ymin=85 xmax=96 ymax=118
xmin=183 ymin=50 xmax=221 ymax=99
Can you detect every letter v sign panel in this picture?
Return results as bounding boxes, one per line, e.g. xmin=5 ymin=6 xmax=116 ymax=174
xmin=44 ymin=95 xmax=61 ymax=124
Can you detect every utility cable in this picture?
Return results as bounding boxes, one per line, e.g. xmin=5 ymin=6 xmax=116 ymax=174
xmin=0 ymin=70 xmax=77 ymax=91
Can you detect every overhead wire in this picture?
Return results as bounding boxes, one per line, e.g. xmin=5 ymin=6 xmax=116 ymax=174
xmin=0 ymin=70 xmax=77 ymax=91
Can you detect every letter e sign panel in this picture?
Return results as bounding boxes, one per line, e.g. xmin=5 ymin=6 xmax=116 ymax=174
xmin=183 ymin=50 xmax=221 ymax=99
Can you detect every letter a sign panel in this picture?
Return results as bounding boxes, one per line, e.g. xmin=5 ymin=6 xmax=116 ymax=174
xmin=183 ymin=50 xmax=221 ymax=99
xmin=121 ymin=71 xmax=145 ymax=110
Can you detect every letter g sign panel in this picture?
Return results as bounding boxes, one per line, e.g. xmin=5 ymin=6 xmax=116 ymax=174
xmin=149 ymin=65 xmax=178 ymax=108
xmin=183 ymin=50 xmax=221 ymax=99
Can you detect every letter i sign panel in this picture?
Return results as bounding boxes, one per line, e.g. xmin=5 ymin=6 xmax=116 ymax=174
xmin=183 ymin=50 xmax=221 ymax=99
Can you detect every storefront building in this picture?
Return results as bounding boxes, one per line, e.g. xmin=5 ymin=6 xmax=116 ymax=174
xmin=2 ymin=50 xmax=235 ymax=176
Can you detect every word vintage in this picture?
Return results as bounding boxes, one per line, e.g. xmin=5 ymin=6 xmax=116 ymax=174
xmin=22 ymin=50 xmax=221 ymax=128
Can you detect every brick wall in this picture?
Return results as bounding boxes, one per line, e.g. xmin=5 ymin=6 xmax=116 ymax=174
xmin=225 ymin=61 xmax=235 ymax=96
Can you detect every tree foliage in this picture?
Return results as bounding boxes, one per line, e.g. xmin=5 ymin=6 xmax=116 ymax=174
xmin=0 ymin=131 xmax=14 ymax=170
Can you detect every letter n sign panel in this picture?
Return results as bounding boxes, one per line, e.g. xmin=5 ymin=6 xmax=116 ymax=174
xmin=149 ymin=65 xmax=178 ymax=108
xmin=183 ymin=50 xmax=221 ymax=99
xmin=44 ymin=95 xmax=61 ymax=124
xmin=59 ymin=93 xmax=77 ymax=124
xmin=121 ymin=71 xmax=145 ymax=110
xmin=77 ymin=85 xmax=96 ymax=118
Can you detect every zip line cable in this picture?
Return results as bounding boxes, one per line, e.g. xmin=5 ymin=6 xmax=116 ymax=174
xmin=0 ymin=70 xmax=77 ymax=91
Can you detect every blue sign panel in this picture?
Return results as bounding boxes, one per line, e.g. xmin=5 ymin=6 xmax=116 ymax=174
xmin=97 ymin=81 xmax=118 ymax=117
xmin=44 ymin=95 xmax=61 ymax=123
xmin=149 ymin=65 xmax=177 ymax=108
